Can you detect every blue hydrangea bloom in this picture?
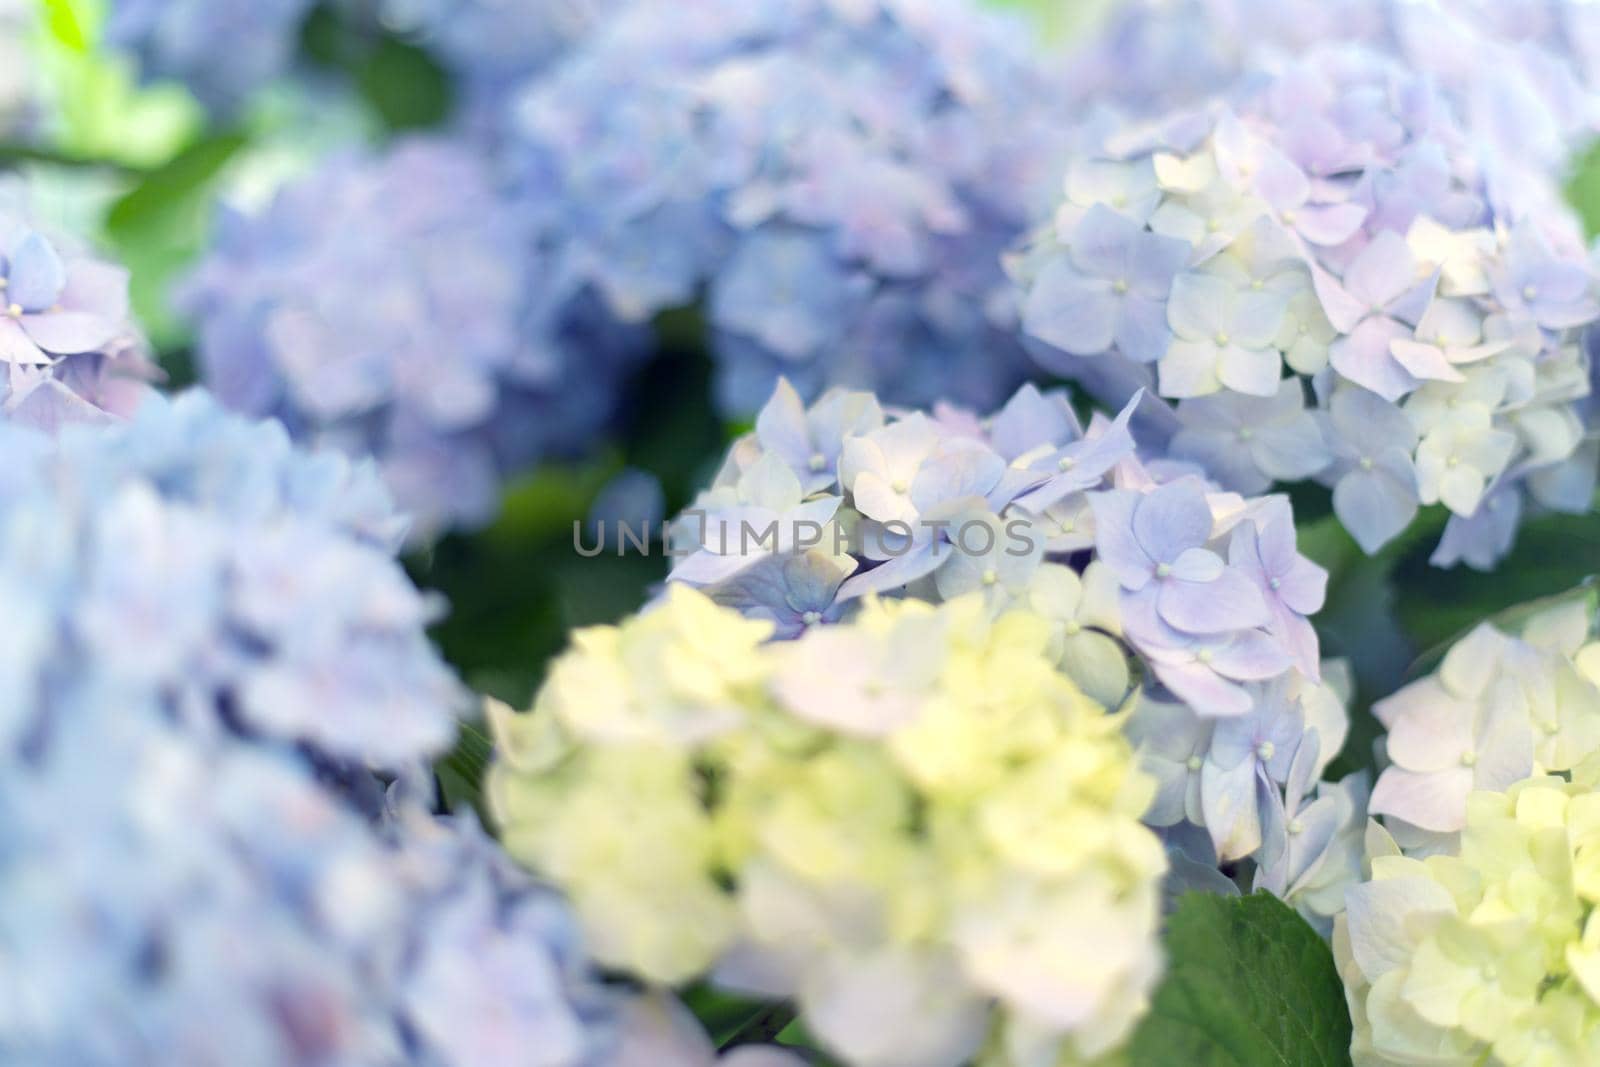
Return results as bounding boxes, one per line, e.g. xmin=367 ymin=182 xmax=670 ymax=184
xmin=1012 ymin=45 xmax=1599 ymax=569
xmin=663 ymin=377 xmax=1364 ymax=926
xmin=0 ymin=388 xmax=465 ymax=768
xmin=507 ymin=0 xmax=1069 ymax=417
xmin=181 ymin=138 xmax=648 ymax=539
xmin=0 ymin=391 xmax=649 ymax=1064
xmin=0 ymin=714 xmax=622 ymax=1064
xmin=0 ymin=188 xmax=157 ymax=430
xmin=106 ymin=0 xmax=315 ymax=115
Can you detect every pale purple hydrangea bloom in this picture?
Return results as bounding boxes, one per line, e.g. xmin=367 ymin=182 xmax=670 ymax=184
xmin=664 ymin=378 xmax=1354 ymax=917
xmin=1369 ymin=602 xmax=1600 ymax=840
xmin=107 ymin=0 xmax=315 ymax=115
xmin=0 ymin=203 xmax=156 ymax=430
xmin=669 ymin=379 xmax=1327 ymax=715
xmin=181 ymin=138 xmax=647 ymax=539
xmin=1197 ymin=682 xmax=1305 ymax=864
xmin=1013 ymin=44 xmax=1598 ymax=569
xmin=1068 ymin=0 xmax=1600 ymax=184
xmin=508 ymin=0 xmax=1070 ymax=416
xmin=1253 ymin=736 xmax=1370 ymax=937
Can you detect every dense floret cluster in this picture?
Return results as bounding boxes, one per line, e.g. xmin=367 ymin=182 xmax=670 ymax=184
xmin=507 ymin=0 xmax=1068 ymax=416
xmin=1369 ymin=594 xmax=1600 ymax=847
xmin=1014 ymin=45 xmax=1599 ymax=569
xmin=0 ymin=390 xmax=639 ymax=1064
xmin=489 ymin=586 xmax=1166 ymax=1067
xmin=0 ymin=708 xmax=630 ymax=1066
xmin=1338 ymin=774 xmax=1600 ymax=1066
xmin=181 ymin=138 xmax=647 ymax=539
xmin=0 ymin=389 xmax=464 ymax=768
xmin=664 ymin=378 xmax=1366 ymax=930
xmin=106 ymin=0 xmax=316 ymax=116
xmin=1071 ymin=0 xmax=1600 ymax=182
xmin=25 ymin=1 xmax=1600 ymax=1063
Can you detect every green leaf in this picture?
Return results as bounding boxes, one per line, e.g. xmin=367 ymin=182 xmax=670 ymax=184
xmin=1297 ymin=510 xmax=1438 ymax=779
xmin=433 ymin=720 xmax=495 ymax=818
xmin=34 ymin=0 xmax=203 ymax=168
xmin=354 ymin=37 xmax=453 ymax=132
xmin=1126 ymin=892 xmax=1353 ymax=1067
xmin=1390 ymin=501 xmax=1600 ymax=655
xmin=1567 ymin=138 xmax=1600 ymax=238
xmin=104 ymin=132 xmax=247 ymax=352
xmin=39 ymin=0 xmax=92 ymax=54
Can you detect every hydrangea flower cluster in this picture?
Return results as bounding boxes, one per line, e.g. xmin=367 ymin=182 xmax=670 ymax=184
xmin=1369 ymin=594 xmax=1600 ymax=848
xmin=489 ymin=585 xmax=1167 ymax=1067
xmin=3 ymin=703 xmax=622 ymax=1065
xmin=0 ymin=194 xmax=156 ymax=430
xmin=665 ymin=377 xmax=1366 ymax=932
xmin=181 ymin=138 xmax=647 ymax=539
xmin=0 ymin=388 xmax=464 ymax=772
xmin=106 ymin=0 xmax=316 ymax=116
xmin=508 ymin=0 xmax=1068 ymax=416
xmin=1013 ymin=45 xmax=1599 ymax=569
xmin=1070 ymin=0 xmax=1600 ymax=184
xmin=1336 ymin=773 xmax=1600 ymax=1066
xmin=0 ymin=388 xmax=655 ymax=1064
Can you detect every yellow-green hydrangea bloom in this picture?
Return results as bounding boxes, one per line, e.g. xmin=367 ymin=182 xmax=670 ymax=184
xmin=489 ymin=586 xmax=1166 ymax=1067
xmin=1336 ymin=774 xmax=1600 ymax=1066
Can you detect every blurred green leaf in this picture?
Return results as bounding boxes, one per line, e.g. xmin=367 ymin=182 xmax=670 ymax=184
xmin=1566 ymin=138 xmax=1600 ymax=238
xmin=355 ymin=39 xmax=453 ymax=132
xmin=103 ymin=132 xmax=246 ymax=351
xmin=981 ymin=0 xmax=1120 ymax=41
xmin=300 ymin=4 xmax=453 ymax=133
xmin=34 ymin=0 xmax=202 ymax=168
xmin=434 ymin=721 xmax=494 ymax=817
xmin=39 ymin=0 xmax=91 ymax=53
xmin=1299 ymin=510 xmax=1442 ymax=778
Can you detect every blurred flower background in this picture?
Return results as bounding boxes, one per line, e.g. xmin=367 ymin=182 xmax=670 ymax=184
xmin=3 ymin=0 xmax=1600 ymax=1062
